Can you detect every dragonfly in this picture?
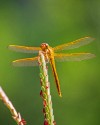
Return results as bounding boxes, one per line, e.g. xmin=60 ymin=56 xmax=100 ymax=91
xmin=9 ymin=36 xmax=95 ymax=97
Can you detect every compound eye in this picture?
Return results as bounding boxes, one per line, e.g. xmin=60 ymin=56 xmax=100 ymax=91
xmin=40 ymin=43 xmax=47 ymax=50
xmin=42 ymin=44 xmax=46 ymax=47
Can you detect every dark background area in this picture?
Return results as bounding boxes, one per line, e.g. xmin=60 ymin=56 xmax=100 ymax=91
xmin=0 ymin=0 xmax=100 ymax=125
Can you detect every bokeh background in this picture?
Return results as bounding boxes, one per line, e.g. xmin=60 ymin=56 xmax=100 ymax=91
xmin=0 ymin=0 xmax=100 ymax=125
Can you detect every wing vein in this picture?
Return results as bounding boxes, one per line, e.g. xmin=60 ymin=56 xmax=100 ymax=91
xmin=9 ymin=45 xmax=41 ymax=53
xmin=53 ymin=37 xmax=95 ymax=52
xmin=54 ymin=53 xmax=95 ymax=62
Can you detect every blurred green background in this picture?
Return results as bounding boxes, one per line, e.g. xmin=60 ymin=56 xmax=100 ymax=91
xmin=0 ymin=0 xmax=100 ymax=125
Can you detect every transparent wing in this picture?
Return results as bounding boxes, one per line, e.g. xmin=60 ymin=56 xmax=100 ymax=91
xmin=53 ymin=37 xmax=95 ymax=52
xmin=12 ymin=57 xmax=39 ymax=66
xmin=54 ymin=53 xmax=95 ymax=62
xmin=9 ymin=45 xmax=41 ymax=53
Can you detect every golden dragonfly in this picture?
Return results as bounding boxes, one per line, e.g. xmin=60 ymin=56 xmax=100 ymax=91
xmin=9 ymin=36 xmax=95 ymax=97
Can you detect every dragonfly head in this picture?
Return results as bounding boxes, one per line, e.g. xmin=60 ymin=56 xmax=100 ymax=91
xmin=40 ymin=43 xmax=49 ymax=51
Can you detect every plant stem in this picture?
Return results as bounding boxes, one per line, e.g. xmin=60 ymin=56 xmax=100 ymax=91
xmin=0 ymin=86 xmax=26 ymax=125
xmin=38 ymin=51 xmax=56 ymax=125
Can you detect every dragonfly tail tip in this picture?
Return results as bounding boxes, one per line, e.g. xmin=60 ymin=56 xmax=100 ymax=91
xmin=59 ymin=93 xmax=62 ymax=97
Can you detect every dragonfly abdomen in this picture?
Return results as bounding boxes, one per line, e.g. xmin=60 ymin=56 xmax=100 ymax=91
xmin=49 ymin=57 xmax=62 ymax=97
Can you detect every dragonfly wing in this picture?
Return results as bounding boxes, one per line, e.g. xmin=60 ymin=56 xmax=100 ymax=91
xmin=9 ymin=45 xmax=41 ymax=53
xmin=53 ymin=37 xmax=95 ymax=52
xmin=54 ymin=53 xmax=95 ymax=62
xmin=12 ymin=57 xmax=49 ymax=67
xmin=12 ymin=57 xmax=39 ymax=66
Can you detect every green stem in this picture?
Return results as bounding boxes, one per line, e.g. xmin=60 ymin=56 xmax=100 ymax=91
xmin=38 ymin=51 xmax=56 ymax=125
